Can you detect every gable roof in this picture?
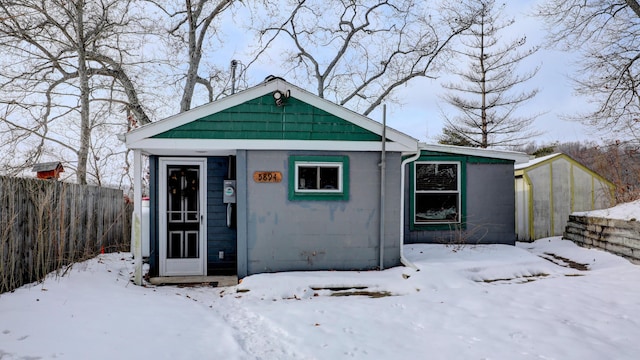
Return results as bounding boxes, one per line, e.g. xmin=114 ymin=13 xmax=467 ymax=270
xmin=124 ymin=78 xmax=418 ymax=156
xmin=31 ymin=162 xmax=64 ymax=172
xmin=514 ymin=153 xmax=561 ymax=171
xmin=514 ymin=153 xmax=615 ymax=188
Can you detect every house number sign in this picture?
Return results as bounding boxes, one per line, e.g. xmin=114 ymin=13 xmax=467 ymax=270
xmin=253 ymin=171 xmax=282 ymax=183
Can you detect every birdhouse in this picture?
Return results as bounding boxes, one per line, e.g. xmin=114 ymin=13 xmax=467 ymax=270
xmin=32 ymin=162 xmax=65 ymax=180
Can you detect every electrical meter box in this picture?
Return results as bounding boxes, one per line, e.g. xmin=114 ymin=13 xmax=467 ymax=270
xmin=223 ymin=180 xmax=236 ymax=203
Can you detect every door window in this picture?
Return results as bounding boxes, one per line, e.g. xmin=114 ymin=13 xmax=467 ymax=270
xmin=166 ymin=166 xmax=200 ymax=259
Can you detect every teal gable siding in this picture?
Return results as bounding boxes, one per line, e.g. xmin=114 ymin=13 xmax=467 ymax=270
xmin=152 ymin=95 xmax=382 ymax=141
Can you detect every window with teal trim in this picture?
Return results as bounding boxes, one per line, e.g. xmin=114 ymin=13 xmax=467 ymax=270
xmin=288 ymin=156 xmax=349 ymax=201
xmin=414 ymin=162 xmax=461 ymax=224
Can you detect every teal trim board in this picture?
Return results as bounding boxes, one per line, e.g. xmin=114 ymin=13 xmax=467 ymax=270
xmin=288 ymin=155 xmax=350 ymax=201
xmin=409 ymin=154 xmax=468 ymax=231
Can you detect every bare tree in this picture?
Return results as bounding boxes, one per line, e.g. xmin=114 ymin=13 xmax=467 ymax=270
xmin=537 ymin=0 xmax=640 ymax=144
xmin=438 ymin=0 xmax=541 ymax=148
xmin=250 ymin=0 xmax=479 ymax=116
xmin=149 ymin=0 xmax=240 ymax=112
xmin=0 ymin=0 xmax=154 ymax=184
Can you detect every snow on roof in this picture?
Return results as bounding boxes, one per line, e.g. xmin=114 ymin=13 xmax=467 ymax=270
xmin=573 ymin=200 xmax=640 ymax=221
xmin=514 ymin=153 xmax=562 ymax=170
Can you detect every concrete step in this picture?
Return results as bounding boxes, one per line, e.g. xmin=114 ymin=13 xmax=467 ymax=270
xmin=149 ymin=275 xmax=238 ymax=287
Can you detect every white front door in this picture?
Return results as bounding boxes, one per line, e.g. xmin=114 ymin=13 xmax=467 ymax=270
xmin=159 ymin=158 xmax=207 ymax=276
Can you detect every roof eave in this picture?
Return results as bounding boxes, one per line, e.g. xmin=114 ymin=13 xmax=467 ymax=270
xmin=418 ymin=143 xmax=531 ymax=164
xmin=128 ymin=138 xmax=417 ymax=156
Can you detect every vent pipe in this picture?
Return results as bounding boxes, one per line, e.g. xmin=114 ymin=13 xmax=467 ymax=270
xmin=230 ymin=60 xmax=238 ymax=94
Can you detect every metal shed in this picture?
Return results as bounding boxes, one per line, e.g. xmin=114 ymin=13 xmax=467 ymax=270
xmin=515 ymin=153 xmax=615 ymax=242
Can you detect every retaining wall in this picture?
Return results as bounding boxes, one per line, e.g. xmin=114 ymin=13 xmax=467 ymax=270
xmin=564 ymin=214 xmax=640 ymax=263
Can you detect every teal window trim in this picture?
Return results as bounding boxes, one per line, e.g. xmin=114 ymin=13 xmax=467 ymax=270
xmin=410 ymin=156 xmax=467 ymax=231
xmin=288 ymin=155 xmax=349 ymax=201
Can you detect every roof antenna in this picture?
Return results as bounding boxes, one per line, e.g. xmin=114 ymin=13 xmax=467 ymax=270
xmin=230 ymin=60 xmax=238 ymax=94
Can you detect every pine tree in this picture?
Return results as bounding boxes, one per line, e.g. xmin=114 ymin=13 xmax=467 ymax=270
xmin=439 ymin=0 xmax=541 ymax=148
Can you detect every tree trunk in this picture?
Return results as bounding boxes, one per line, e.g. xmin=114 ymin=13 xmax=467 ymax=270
xmin=626 ymin=0 xmax=640 ymax=18
xmin=480 ymin=5 xmax=488 ymax=148
xmin=76 ymin=0 xmax=90 ymax=185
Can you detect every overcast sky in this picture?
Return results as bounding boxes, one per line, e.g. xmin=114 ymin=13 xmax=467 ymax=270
xmin=369 ymin=0 xmax=598 ymax=146
xmin=221 ymin=0 xmax=597 ymax=146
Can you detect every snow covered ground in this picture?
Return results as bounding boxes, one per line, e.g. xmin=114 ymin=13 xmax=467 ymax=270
xmin=2 ymin=237 xmax=639 ymax=359
xmin=573 ymin=199 xmax=640 ymax=221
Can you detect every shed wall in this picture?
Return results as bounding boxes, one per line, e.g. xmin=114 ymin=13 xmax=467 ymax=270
xmin=515 ymin=156 xmax=615 ymax=241
xmin=552 ymin=159 xmax=572 ymax=236
xmin=528 ymin=164 xmax=552 ymax=239
xmin=594 ymin=179 xmax=613 ymax=209
xmin=238 ymin=150 xmax=401 ymax=276
xmin=515 ymin=176 xmax=530 ymax=241
xmin=573 ymin=166 xmax=592 ymax=211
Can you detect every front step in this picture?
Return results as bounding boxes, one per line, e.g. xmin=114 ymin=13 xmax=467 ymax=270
xmin=149 ymin=275 xmax=238 ymax=287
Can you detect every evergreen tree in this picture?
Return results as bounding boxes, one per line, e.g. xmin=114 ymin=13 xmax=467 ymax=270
xmin=439 ymin=0 xmax=541 ymax=148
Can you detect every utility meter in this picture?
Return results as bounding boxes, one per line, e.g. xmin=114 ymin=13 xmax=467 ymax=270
xmin=223 ymin=180 xmax=236 ymax=203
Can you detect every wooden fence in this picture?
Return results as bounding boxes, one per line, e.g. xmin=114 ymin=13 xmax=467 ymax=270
xmin=0 ymin=176 xmax=132 ymax=293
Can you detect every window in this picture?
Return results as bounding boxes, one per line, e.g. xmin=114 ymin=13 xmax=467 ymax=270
xmin=288 ymin=156 xmax=349 ymax=201
xmin=296 ymin=163 xmax=341 ymax=192
xmin=414 ymin=162 xmax=460 ymax=224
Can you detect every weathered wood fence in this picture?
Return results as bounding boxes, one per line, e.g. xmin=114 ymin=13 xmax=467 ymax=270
xmin=564 ymin=214 xmax=640 ymax=263
xmin=0 ymin=176 xmax=132 ymax=293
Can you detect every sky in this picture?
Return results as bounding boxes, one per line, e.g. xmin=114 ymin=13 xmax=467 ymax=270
xmin=375 ymin=0 xmax=596 ymax=145
xmin=227 ymin=0 xmax=597 ymax=146
xmin=2 ymin=235 xmax=640 ymax=359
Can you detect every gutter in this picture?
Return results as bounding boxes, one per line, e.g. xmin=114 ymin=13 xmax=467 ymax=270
xmin=400 ymin=150 xmax=421 ymax=271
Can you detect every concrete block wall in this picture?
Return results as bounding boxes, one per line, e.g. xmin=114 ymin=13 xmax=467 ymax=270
xmin=564 ymin=214 xmax=640 ymax=263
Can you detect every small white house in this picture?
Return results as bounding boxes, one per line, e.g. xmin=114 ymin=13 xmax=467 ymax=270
xmin=515 ymin=153 xmax=615 ymax=242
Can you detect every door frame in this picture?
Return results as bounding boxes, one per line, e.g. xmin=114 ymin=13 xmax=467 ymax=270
xmin=158 ymin=157 xmax=207 ymax=276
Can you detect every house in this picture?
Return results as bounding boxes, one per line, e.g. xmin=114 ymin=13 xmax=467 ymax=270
xmin=32 ymin=161 xmax=64 ymax=180
xmin=122 ymin=77 xmax=529 ymax=284
xmin=514 ymin=153 xmax=615 ymax=242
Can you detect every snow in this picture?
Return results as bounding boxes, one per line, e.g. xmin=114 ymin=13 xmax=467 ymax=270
xmin=514 ymin=153 xmax=561 ymax=170
xmin=573 ymin=199 xmax=640 ymax=221
xmin=2 ymin=238 xmax=640 ymax=359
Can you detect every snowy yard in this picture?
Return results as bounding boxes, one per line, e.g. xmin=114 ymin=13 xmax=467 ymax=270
xmin=1 ymin=237 xmax=639 ymax=359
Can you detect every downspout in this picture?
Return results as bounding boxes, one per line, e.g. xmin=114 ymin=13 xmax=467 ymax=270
xmin=379 ymin=105 xmax=387 ymax=270
xmin=400 ymin=150 xmax=421 ymax=271
xmin=133 ymin=149 xmax=143 ymax=285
